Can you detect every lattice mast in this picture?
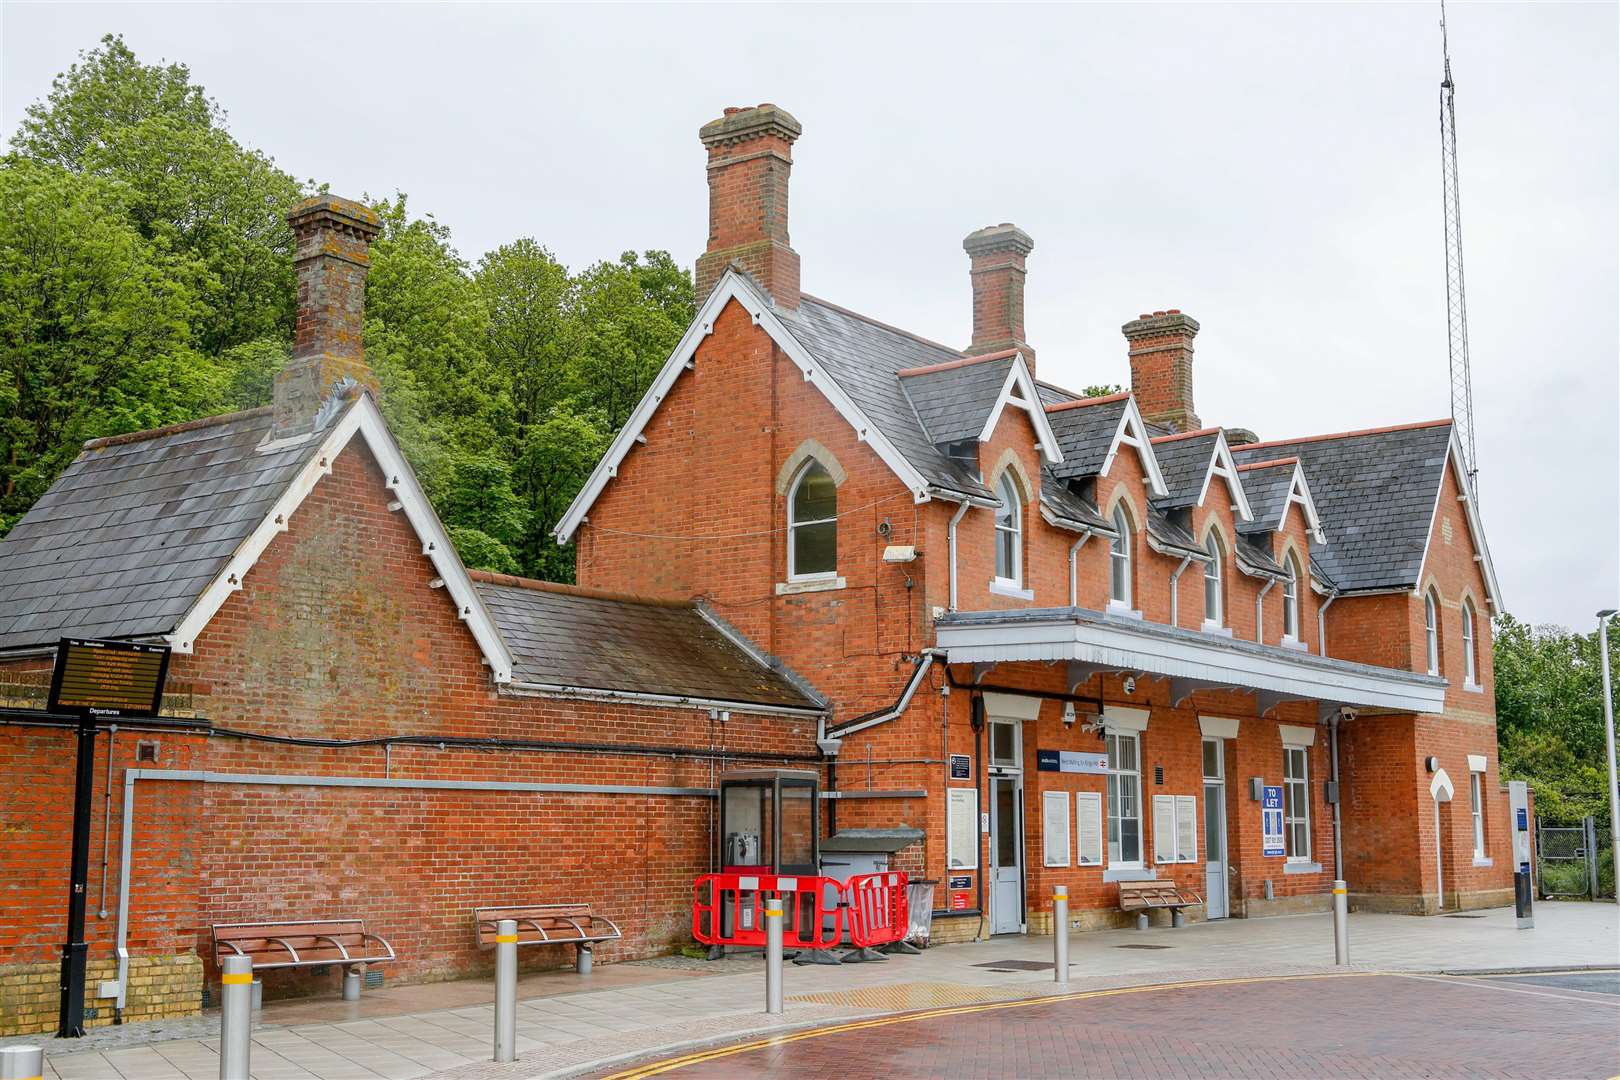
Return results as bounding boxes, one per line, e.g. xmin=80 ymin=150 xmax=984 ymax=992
xmin=1439 ymin=0 xmax=1479 ymax=497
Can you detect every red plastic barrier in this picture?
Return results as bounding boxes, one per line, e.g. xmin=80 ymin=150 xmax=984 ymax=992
xmin=845 ymin=871 xmax=909 ymax=949
xmin=692 ymin=872 xmax=843 ymax=950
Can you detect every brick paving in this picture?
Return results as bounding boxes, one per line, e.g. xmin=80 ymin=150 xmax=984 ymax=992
xmin=632 ymin=973 xmax=1620 ymax=1079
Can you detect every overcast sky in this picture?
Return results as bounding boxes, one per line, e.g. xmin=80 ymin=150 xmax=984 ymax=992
xmin=4 ymin=2 xmax=1616 ymax=629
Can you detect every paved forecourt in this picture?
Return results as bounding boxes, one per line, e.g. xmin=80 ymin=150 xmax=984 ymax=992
xmin=601 ymin=971 xmax=1620 ymax=1080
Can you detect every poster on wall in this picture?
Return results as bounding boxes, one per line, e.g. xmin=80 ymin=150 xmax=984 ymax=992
xmin=1042 ymin=791 xmax=1071 ymax=866
xmin=1075 ymin=791 xmax=1103 ymax=866
xmin=948 ymin=788 xmax=979 ymax=869
xmin=1261 ymin=785 xmax=1285 ymax=857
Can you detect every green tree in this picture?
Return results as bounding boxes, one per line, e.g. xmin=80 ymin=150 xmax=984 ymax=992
xmin=0 ymin=157 xmax=212 ymax=533
xmin=1494 ymin=613 xmax=1619 ymax=824
xmin=520 ymin=407 xmax=609 ymax=583
xmin=570 ymin=251 xmax=694 ymax=430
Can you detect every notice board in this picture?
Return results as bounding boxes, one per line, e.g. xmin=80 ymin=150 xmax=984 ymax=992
xmin=947 ymin=788 xmax=979 ymax=869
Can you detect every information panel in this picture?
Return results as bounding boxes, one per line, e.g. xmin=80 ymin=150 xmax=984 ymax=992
xmin=47 ymin=638 xmax=170 ymax=719
xmin=1261 ymin=785 xmax=1286 ymax=857
xmin=947 ymin=788 xmax=979 ymax=870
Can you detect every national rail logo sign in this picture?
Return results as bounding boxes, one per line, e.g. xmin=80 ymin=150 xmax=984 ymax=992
xmin=46 ymin=637 xmax=171 ymax=719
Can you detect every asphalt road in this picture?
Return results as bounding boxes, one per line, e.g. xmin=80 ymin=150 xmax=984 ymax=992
xmin=601 ymin=971 xmax=1620 ymax=1079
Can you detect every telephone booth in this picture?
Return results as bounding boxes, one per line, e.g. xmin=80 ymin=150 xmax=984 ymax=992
xmin=718 ymin=768 xmax=820 ymax=874
xmin=714 ymin=769 xmax=822 ymax=952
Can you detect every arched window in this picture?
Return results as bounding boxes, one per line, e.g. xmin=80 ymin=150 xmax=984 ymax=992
xmin=788 ymin=462 xmax=836 ymax=580
xmin=1424 ymin=589 xmax=1441 ymax=675
xmin=1110 ymin=504 xmax=1133 ymax=607
xmin=994 ymin=473 xmax=1022 ymax=585
xmin=1462 ymin=598 xmax=1478 ymax=685
xmin=1283 ymin=550 xmax=1302 ymax=640
xmin=1203 ymin=531 xmax=1225 ymax=626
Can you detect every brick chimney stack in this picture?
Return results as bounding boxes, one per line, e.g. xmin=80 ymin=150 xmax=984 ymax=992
xmin=695 ymin=103 xmax=802 ymax=309
xmin=963 ymin=223 xmax=1035 ymax=366
xmin=1123 ymin=309 xmax=1201 ymax=434
xmin=273 ymin=195 xmax=382 ymax=437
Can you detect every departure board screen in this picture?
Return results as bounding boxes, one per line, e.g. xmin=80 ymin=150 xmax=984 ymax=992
xmin=47 ymin=638 xmax=170 ymax=719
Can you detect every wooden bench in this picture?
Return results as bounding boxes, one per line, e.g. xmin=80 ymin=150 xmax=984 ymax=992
xmin=473 ymin=904 xmax=622 ymax=974
xmin=1118 ymin=880 xmax=1203 ymax=929
xmin=212 ymin=920 xmax=396 ymax=991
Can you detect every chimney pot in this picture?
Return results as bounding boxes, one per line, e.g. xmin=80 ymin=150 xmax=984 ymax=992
xmin=963 ymin=223 xmax=1035 ymax=367
xmin=274 ymin=195 xmax=382 ymax=437
xmin=1123 ymin=309 xmax=1202 ymax=434
xmin=695 ymin=103 xmax=803 ymax=307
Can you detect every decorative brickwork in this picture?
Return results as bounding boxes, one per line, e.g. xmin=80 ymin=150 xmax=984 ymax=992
xmin=1124 ymin=310 xmax=1201 ymax=434
xmin=694 ymin=105 xmax=802 ymax=308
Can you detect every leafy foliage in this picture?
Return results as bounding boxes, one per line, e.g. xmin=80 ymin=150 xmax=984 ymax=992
xmin=1493 ymin=613 xmax=1619 ymax=824
xmin=2 ymin=35 xmax=695 ymax=583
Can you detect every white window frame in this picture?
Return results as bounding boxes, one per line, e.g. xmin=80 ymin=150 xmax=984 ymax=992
xmin=1469 ymin=770 xmax=1485 ymax=859
xmin=1109 ymin=504 xmax=1133 ymax=609
xmin=1282 ymin=744 xmax=1311 ymax=863
xmin=993 ymin=473 xmax=1023 ymax=588
xmin=1462 ymin=598 xmax=1478 ymax=687
xmin=1424 ymin=590 xmax=1441 ymax=675
xmin=1106 ymin=730 xmax=1143 ymax=868
xmin=786 ymin=462 xmax=837 ymax=582
xmin=1203 ymin=532 xmax=1224 ymax=628
xmin=1282 ymin=551 xmax=1301 ymax=641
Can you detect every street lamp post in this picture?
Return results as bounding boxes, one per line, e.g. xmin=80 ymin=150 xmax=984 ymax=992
xmin=1599 ymin=609 xmax=1619 ymax=895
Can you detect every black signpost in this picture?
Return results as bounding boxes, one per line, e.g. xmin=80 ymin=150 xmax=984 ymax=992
xmin=46 ymin=638 xmax=170 ymax=1038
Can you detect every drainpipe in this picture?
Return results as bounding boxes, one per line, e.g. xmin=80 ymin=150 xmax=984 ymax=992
xmin=1167 ymin=555 xmax=1193 ymax=628
xmin=1330 ymin=710 xmax=1345 ymax=878
xmin=1254 ymin=577 xmax=1276 ymax=643
xmin=948 ymin=501 xmax=971 ymax=611
xmin=1067 ymin=531 xmax=1093 ymax=607
xmin=1317 ymin=591 xmax=1339 ymax=655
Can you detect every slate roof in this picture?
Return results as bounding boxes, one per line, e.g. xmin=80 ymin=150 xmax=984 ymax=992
xmin=1236 ymin=535 xmax=1288 ymax=579
xmin=1235 ymin=459 xmax=1298 ymax=536
xmin=471 ymin=575 xmax=821 ymax=711
xmin=1145 ymin=505 xmax=1206 ymax=560
xmin=1041 ymin=394 xmax=1131 ymax=480
xmin=776 ymin=296 xmax=990 ymax=500
xmin=1150 ymin=431 xmax=1220 ymax=510
xmin=1040 ymin=473 xmax=1115 ymax=533
xmin=0 ymin=408 xmax=323 ymax=651
xmin=1232 ymin=421 xmax=1453 ymax=593
xmin=897 ymin=355 xmax=1013 ymax=445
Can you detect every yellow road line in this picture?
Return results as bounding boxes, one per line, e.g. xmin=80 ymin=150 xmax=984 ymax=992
xmin=603 ymin=971 xmax=1380 ymax=1079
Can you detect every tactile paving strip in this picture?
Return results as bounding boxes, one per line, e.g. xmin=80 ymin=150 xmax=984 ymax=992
xmin=788 ymin=981 xmax=1025 ymax=1010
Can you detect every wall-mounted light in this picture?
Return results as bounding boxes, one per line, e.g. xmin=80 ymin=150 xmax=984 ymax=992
xmin=1062 ymin=702 xmax=1076 ymax=727
xmin=1425 ymin=755 xmax=1439 ymax=773
xmin=883 ymin=545 xmax=917 ymax=563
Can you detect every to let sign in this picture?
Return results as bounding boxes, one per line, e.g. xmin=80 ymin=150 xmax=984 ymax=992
xmin=1261 ymin=785 xmax=1285 ymax=857
xmin=47 ymin=638 xmax=171 ymax=719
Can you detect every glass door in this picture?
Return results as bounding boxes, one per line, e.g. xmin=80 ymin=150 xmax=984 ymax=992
xmin=1202 ymin=737 xmax=1228 ymax=919
xmin=988 ymin=720 xmax=1024 ymax=935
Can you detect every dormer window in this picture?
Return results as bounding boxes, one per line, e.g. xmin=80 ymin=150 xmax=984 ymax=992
xmin=1203 ymin=532 xmax=1225 ymax=627
xmin=788 ymin=462 xmax=837 ymax=580
xmin=993 ymin=473 xmax=1023 ymax=586
xmin=943 ymin=439 xmax=982 ymax=481
xmin=1110 ymin=504 xmax=1133 ymax=607
xmin=1282 ymin=550 xmax=1302 ymax=640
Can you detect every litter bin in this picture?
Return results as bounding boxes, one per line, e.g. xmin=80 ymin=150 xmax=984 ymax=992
xmin=905 ymin=879 xmax=937 ymax=948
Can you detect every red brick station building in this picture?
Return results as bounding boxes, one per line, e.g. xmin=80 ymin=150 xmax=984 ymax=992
xmin=0 ymin=104 xmax=1510 ymax=1033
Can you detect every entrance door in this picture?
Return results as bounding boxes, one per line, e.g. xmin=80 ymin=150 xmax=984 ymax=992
xmin=990 ymin=775 xmax=1024 ymax=933
xmin=987 ymin=719 xmax=1024 ymax=935
xmin=1202 ymin=737 xmax=1228 ymax=920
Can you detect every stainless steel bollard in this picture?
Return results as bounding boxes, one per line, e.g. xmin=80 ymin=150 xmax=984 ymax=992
xmin=494 ymin=918 xmax=518 ymax=1064
xmin=764 ymin=900 xmax=784 ymax=1015
xmin=1052 ymin=886 xmax=1069 ymax=985
xmin=342 ymin=968 xmax=361 ymax=1001
xmin=1332 ymin=879 xmax=1350 ymax=965
xmin=219 ymin=955 xmax=253 ymax=1080
xmin=0 ymin=1045 xmax=44 ymax=1080
xmin=250 ymin=978 xmax=262 ymax=1011
xmin=575 ymin=942 xmax=592 ymax=975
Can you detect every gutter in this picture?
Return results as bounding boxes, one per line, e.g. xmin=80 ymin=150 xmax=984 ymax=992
xmin=826 ymin=651 xmax=938 ymax=740
xmin=503 ymin=680 xmax=823 ymax=720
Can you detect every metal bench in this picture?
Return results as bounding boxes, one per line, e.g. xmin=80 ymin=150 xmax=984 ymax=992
xmin=473 ymin=904 xmax=622 ymax=974
xmin=1118 ymin=880 xmax=1203 ymax=929
xmin=212 ymin=919 xmax=396 ymax=992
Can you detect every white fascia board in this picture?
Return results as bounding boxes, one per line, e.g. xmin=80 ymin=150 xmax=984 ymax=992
xmin=554 ymin=272 xmax=932 ymax=544
xmin=1200 ymin=433 xmax=1254 ymax=521
xmin=1039 ymin=500 xmax=1114 ymax=537
xmin=167 ymin=395 xmax=515 ymax=683
xmin=1102 ymin=397 xmax=1169 ymax=496
xmin=934 ymin=616 xmax=1445 ymax=713
xmin=977 ymin=353 xmax=1064 ymax=465
xmin=1410 ymin=432 xmax=1502 ymax=612
xmin=1285 ymin=464 xmax=1327 ymax=544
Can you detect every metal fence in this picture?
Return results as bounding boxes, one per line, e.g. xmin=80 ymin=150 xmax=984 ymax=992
xmin=1536 ymin=817 xmax=1615 ymax=899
